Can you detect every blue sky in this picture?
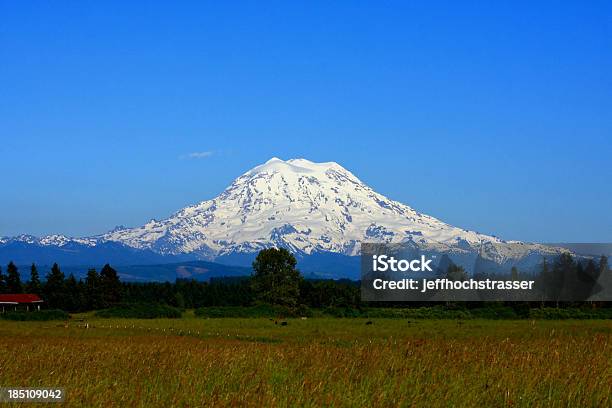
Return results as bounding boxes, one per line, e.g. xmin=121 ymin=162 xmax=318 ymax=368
xmin=1 ymin=1 xmax=610 ymax=242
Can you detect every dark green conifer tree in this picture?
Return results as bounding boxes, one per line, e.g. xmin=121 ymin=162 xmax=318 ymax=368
xmin=27 ymin=263 xmax=42 ymax=294
xmin=599 ymin=256 xmax=609 ymax=276
xmin=85 ymin=268 xmax=103 ymax=310
xmin=100 ymin=264 xmax=122 ymax=306
xmin=6 ymin=261 xmax=22 ymax=293
xmin=64 ymin=274 xmax=83 ymax=312
xmin=44 ymin=263 xmax=66 ymax=309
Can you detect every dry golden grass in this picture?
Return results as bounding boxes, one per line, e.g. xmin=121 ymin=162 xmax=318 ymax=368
xmin=0 ymin=317 xmax=610 ymax=407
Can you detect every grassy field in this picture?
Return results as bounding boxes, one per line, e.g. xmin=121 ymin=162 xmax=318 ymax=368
xmin=0 ymin=314 xmax=610 ymax=407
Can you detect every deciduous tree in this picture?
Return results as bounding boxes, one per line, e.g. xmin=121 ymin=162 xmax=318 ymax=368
xmin=251 ymin=248 xmax=302 ymax=307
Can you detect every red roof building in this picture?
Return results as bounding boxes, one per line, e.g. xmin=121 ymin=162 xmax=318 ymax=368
xmin=0 ymin=294 xmax=43 ymax=311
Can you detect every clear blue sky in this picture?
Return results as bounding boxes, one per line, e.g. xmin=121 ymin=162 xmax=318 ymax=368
xmin=1 ymin=1 xmax=610 ymax=242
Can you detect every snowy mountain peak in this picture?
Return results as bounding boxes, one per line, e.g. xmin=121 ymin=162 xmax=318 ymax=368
xmin=39 ymin=234 xmax=71 ymax=247
xmin=244 ymin=157 xmax=345 ymax=178
xmin=99 ymin=157 xmax=535 ymax=260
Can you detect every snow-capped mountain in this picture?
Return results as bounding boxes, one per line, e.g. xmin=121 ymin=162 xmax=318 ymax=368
xmin=1 ymin=158 xmax=565 ymax=276
xmin=100 ymin=158 xmax=561 ymax=266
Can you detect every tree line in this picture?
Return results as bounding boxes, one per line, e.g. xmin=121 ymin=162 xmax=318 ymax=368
xmin=0 ymin=250 xmax=360 ymax=312
xmin=0 ymin=249 xmax=609 ymax=313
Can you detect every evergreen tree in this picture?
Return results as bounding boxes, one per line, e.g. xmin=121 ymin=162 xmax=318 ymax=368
xmin=599 ymin=256 xmax=609 ymax=276
xmin=251 ymin=248 xmax=302 ymax=307
xmin=584 ymin=259 xmax=598 ymax=279
xmin=77 ymin=279 xmax=87 ymax=310
xmin=577 ymin=259 xmax=603 ymax=300
xmin=100 ymin=264 xmax=122 ymax=306
xmin=27 ymin=263 xmax=42 ymax=294
xmin=538 ymin=257 xmax=555 ymax=304
xmin=575 ymin=261 xmax=585 ymax=280
xmin=85 ymin=268 xmax=103 ymax=310
xmin=44 ymin=263 xmax=66 ymax=309
xmin=573 ymin=260 xmax=596 ymax=300
xmin=554 ymin=253 xmax=576 ymax=303
xmin=6 ymin=262 xmax=22 ymax=293
xmin=64 ymin=274 xmax=83 ymax=312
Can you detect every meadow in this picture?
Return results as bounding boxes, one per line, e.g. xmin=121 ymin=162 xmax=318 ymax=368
xmin=0 ymin=314 xmax=610 ymax=407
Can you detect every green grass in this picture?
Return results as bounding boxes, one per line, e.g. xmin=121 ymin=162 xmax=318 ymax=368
xmin=0 ymin=314 xmax=610 ymax=407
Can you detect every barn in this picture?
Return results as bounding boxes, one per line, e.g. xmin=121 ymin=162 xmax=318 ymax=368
xmin=0 ymin=294 xmax=44 ymax=312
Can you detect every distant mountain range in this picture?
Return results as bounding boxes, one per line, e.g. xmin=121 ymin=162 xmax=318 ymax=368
xmin=1 ymin=158 xmax=575 ymax=280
